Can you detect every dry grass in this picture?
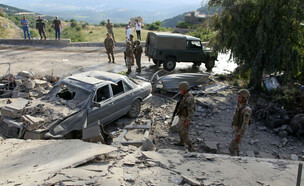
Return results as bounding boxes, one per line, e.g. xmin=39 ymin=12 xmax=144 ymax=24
xmin=0 ymin=16 xmax=22 ymax=38
xmin=81 ymin=25 xmax=150 ymax=42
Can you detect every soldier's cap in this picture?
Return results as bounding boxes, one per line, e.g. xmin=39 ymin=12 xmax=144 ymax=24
xmin=126 ymin=41 xmax=131 ymax=45
xmin=130 ymin=34 xmax=134 ymax=37
xmin=179 ymin=81 xmax=190 ymax=91
xmin=136 ymin=40 xmax=140 ymax=44
xmin=106 ymin=33 xmax=110 ymax=36
xmin=238 ymin=89 xmax=250 ymax=100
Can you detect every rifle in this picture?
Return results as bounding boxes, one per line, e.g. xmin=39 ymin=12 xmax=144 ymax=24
xmin=169 ymin=94 xmax=183 ymax=126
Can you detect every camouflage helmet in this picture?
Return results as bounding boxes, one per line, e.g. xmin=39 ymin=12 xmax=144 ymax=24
xmin=136 ymin=39 xmax=140 ymax=44
xmin=126 ymin=41 xmax=131 ymax=45
xmin=179 ymin=81 xmax=190 ymax=91
xmin=238 ymin=89 xmax=250 ymax=100
xmin=130 ymin=34 xmax=134 ymax=38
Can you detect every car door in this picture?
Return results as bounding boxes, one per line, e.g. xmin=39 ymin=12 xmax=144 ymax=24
xmin=109 ymin=80 xmax=134 ymax=119
xmin=87 ymin=84 xmax=115 ymax=125
xmin=183 ymin=40 xmax=203 ymax=62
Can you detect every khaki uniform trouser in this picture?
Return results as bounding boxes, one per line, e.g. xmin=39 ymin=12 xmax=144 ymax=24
xmin=108 ymin=30 xmax=115 ymax=42
xmin=126 ymin=57 xmax=131 ymax=73
xmin=106 ymin=49 xmax=114 ymax=62
xmin=135 ymin=55 xmax=141 ymax=72
xmin=177 ymin=116 xmax=192 ymax=146
xmin=229 ymin=130 xmax=243 ymax=156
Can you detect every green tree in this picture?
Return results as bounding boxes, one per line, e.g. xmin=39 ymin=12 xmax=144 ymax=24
xmin=208 ymin=0 xmax=304 ymax=90
xmin=99 ymin=20 xmax=106 ymax=26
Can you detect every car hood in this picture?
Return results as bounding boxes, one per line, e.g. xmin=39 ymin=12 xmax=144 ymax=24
xmin=21 ymin=98 xmax=80 ymax=132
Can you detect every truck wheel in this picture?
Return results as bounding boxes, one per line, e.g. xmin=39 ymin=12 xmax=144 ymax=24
xmin=127 ymin=99 xmax=141 ymax=118
xmin=163 ymin=57 xmax=176 ymax=71
xmin=205 ymin=60 xmax=215 ymax=71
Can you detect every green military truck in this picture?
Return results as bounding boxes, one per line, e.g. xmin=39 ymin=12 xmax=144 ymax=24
xmin=145 ymin=32 xmax=217 ymax=71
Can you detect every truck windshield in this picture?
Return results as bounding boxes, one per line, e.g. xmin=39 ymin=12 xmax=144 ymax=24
xmin=188 ymin=41 xmax=202 ymax=49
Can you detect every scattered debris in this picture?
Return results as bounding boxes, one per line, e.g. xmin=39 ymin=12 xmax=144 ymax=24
xmin=263 ymin=77 xmax=280 ymax=91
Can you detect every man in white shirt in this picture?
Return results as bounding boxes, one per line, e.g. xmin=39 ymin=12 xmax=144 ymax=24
xmin=135 ymin=19 xmax=142 ymax=40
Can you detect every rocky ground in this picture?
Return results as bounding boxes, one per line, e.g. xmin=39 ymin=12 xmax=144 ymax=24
xmin=0 ymin=44 xmax=303 ymax=185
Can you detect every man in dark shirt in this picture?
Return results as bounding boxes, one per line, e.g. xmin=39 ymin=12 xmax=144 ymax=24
xmin=36 ymin=16 xmax=46 ymax=40
xmin=52 ymin=16 xmax=62 ymax=40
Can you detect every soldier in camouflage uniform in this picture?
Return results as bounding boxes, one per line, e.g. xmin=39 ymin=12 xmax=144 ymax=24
xmin=133 ymin=40 xmax=143 ymax=74
xmin=229 ymin=89 xmax=252 ymax=156
xmin=174 ymin=81 xmax=195 ymax=152
xmin=106 ymin=19 xmax=115 ymax=42
xmin=125 ymin=41 xmax=133 ymax=75
xmin=104 ymin=33 xmax=115 ymax=63
xmin=124 ymin=34 xmax=135 ymax=65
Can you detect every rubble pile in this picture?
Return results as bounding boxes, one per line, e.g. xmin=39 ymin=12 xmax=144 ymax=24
xmin=0 ymin=71 xmax=72 ymax=139
xmin=254 ymin=98 xmax=304 ymax=138
xmin=0 ymin=71 xmax=59 ymax=99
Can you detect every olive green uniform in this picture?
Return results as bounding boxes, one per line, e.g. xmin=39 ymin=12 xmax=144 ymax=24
xmin=104 ymin=37 xmax=115 ymax=63
xmin=133 ymin=44 xmax=143 ymax=73
xmin=229 ymin=103 xmax=252 ymax=156
xmin=106 ymin=23 xmax=115 ymax=42
xmin=125 ymin=45 xmax=133 ymax=74
xmin=176 ymin=92 xmax=195 ymax=148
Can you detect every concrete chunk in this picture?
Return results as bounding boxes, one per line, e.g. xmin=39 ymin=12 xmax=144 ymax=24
xmin=182 ymin=175 xmax=201 ymax=186
xmin=1 ymin=98 xmax=28 ymax=118
xmin=203 ymin=141 xmax=220 ymax=153
xmin=22 ymin=115 xmax=45 ymax=131
xmin=11 ymin=92 xmax=29 ymax=99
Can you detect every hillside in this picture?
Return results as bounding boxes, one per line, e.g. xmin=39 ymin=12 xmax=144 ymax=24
xmin=162 ymin=5 xmax=222 ymax=28
xmin=0 ymin=3 xmax=31 ymax=14
xmin=0 ymin=16 xmax=22 ymax=38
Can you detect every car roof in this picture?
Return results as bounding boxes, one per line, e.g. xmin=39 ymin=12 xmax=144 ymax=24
xmin=62 ymin=71 xmax=131 ymax=91
xmin=149 ymin=32 xmax=201 ymax=41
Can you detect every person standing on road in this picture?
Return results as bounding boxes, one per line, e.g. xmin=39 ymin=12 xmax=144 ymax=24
xmin=36 ymin=16 xmax=46 ymax=40
xmin=133 ymin=40 xmax=143 ymax=74
xmin=171 ymin=81 xmax=195 ymax=152
xmin=21 ymin=16 xmax=31 ymax=40
xmin=106 ymin=19 xmax=115 ymax=43
xmin=229 ymin=89 xmax=252 ymax=156
xmin=126 ymin=22 xmax=132 ymax=41
xmin=125 ymin=41 xmax=133 ymax=75
xmin=52 ymin=16 xmax=62 ymax=40
xmin=104 ymin=33 xmax=115 ymax=63
xmin=134 ymin=19 xmax=142 ymax=40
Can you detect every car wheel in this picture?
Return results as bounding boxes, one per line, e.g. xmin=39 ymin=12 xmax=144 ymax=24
xmin=127 ymin=99 xmax=141 ymax=118
xmin=205 ymin=59 xmax=215 ymax=71
xmin=163 ymin=57 xmax=176 ymax=71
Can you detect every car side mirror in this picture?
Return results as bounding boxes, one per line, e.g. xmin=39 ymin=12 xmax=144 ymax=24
xmin=92 ymin=101 xmax=101 ymax=108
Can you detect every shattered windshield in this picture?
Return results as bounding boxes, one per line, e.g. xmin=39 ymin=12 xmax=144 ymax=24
xmin=49 ymin=83 xmax=91 ymax=109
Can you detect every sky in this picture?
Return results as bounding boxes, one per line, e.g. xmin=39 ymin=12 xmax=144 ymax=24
xmin=0 ymin=0 xmax=203 ymax=12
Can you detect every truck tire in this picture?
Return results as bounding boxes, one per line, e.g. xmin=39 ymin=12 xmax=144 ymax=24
xmin=205 ymin=59 xmax=215 ymax=71
xmin=163 ymin=57 xmax=176 ymax=71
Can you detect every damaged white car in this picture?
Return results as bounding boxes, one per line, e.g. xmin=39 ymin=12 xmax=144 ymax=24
xmin=0 ymin=71 xmax=152 ymax=139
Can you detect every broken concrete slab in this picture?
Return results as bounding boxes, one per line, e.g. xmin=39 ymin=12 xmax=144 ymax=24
xmin=142 ymin=151 xmax=170 ymax=168
xmin=22 ymin=115 xmax=45 ymax=131
xmin=1 ymin=98 xmax=29 ymax=118
xmin=203 ymin=141 xmax=220 ymax=153
xmin=182 ymin=175 xmax=201 ymax=186
xmin=0 ymin=139 xmax=116 ymax=185
xmin=11 ymin=92 xmax=29 ymax=99
xmin=17 ymin=71 xmax=34 ymax=79
xmin=114 ymin=120 xmax=151 ymax=146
